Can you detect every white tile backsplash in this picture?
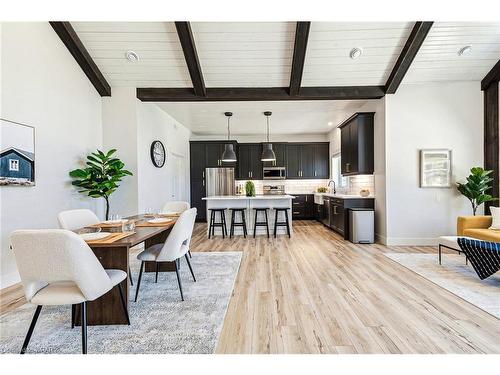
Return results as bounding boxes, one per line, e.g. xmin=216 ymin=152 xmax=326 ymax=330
xmin=235 ymin=176 xmax=374 ymax=196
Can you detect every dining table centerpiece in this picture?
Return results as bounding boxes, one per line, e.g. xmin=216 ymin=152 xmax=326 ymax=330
xmin=69 ymin=149 xmax=132 ymax=220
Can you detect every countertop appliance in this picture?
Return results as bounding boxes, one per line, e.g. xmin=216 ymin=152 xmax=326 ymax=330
xmin=263 ymin=166 xmax=286 ymax=180
xmin=263 ymin=184 xmax=286 ymax=195
xmin=322 ymin=196 xmax=331 ymax=227
xmin=205 ymin=168 xmax=235 ymax=196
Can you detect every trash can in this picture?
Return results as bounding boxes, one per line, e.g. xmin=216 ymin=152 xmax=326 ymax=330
xmin=349 ymin=208 xmax=374 ymax=244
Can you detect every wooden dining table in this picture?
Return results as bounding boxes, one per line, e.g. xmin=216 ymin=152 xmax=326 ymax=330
xmin=74 ymin=215 xmax=177 ymax=326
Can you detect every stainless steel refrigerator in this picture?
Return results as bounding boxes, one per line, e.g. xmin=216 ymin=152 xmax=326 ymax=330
xmin=205 ymin=168 xmax=235 ymax=196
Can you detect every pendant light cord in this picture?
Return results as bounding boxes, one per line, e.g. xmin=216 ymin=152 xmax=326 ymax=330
xmin=227 ymin=116 xmax=230 ymax=141
xmin=266 ymin=115 xmax=270 ymax=143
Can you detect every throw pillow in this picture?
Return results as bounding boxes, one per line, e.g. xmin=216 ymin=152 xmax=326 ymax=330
xmin=489 ymin=206 xmax=500 ymax=230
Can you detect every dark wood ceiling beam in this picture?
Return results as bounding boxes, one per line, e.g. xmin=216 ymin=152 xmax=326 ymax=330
xmin=481 ymin=59 xmax=500 ymax=91
xmin=289 ymin=22 xmax=311 ymax=96
xmin=136 ymin=86 xmax=385 ymax=102
xmin=49 ymin=22 xmax=111 ymax=97
xmin=385 ymin=21 xmax=433 ymax=94
xmin=174 ymin=22 xmax=206 ymax=97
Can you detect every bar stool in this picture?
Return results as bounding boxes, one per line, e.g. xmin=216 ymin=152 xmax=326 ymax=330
xmin=229 ymin=208 xmax=247 ymax=238
xmin=253 ymin=208 xmax=270 ymax=238
xmin=208 ymin=208 xmax=227 ymax=239
xmin=273 ymin=208 xmax=291 ymax=238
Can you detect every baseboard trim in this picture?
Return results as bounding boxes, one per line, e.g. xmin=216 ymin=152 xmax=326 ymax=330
xmin=386 ymin=237 xmax=438 ymax=246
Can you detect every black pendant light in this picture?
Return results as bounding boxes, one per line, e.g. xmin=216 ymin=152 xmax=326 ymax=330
xmin=261 ymin=111 xmax=276 ymax=162
xmin=221 ymin=112 xmax=237 ymax=162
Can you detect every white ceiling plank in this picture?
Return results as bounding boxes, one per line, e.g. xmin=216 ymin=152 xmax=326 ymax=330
xmin=191 ymin=22 xmax=295 ymax=88
xmin=157 ymin=100 xmax=371 ymax=135
xmin=403 ymin=22 xmax=500 ymax=84
xmin=302 ymin=22 xmax=413 ymax=87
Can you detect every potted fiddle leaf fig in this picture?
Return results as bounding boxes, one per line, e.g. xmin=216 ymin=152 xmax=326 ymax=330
xmin=245 ymin=181 xmax=256 ymax=197
xmin=456 ymin=167 xmax=498 ymax=216
xmin=69 ymin=149 xmax=132 ymax=220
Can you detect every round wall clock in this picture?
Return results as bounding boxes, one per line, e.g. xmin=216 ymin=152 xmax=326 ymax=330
xmin=150 ymin=140 xmax=166 ymax=168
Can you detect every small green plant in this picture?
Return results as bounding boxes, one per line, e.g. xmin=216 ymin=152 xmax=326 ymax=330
xmin=457 ymin=167 xmax=498 ymax=216
xmin=317 ymin=186 xmax=328 ymax=193
xmin=69 ymin=149 xmax=132 ymax=220
xmin=245 ymin=181 xmax=256 ymax=197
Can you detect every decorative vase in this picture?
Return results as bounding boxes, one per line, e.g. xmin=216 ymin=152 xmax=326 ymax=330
xmin=359 ymin=188 xmax=370 ymax=197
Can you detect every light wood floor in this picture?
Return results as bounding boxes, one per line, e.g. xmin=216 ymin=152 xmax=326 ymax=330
xmin=2 ymin=220 xmax=499 ymax=353
xmin=192 ymin=220 xmax=500 ymax=354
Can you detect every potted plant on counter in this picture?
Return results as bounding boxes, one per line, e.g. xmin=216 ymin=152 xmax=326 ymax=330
xmin=69 ymin=149 xmax=133 ymax=220
xmin=245 ymin=181 xmax=256 ymax=197
xmin=457 ymin=167 xmax=497 ymax=215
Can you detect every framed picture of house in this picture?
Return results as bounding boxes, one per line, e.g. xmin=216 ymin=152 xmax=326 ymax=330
xmin=419 ymin=149 xmax=451 ymax=188
xmin=0 ymin=118 xmax=35 ymax=186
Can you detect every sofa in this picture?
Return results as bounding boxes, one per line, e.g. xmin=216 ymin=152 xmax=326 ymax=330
xmin=457 ymin=216 xmax=500 ymax=242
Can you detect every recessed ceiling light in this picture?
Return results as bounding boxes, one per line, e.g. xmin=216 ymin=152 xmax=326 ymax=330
xmin=125 ymin=50 xmax=140 ymax=63
xmin=349 ymin=47 xmax=363 ymax=60
xmin=327 ymin=122 xmax=333 ymax=126
xmin=458 ymin=46 xmax=472 ymax=56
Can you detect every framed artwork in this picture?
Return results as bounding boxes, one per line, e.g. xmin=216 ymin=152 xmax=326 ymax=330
xmin=0 ymin=118 xmax=35 ymax=186
xmin=419 ymin=149 xmax=451 ymax=188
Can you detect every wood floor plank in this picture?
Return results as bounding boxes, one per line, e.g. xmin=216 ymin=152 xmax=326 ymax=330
xmin=2 ymin=220 xmax=499 ymax=354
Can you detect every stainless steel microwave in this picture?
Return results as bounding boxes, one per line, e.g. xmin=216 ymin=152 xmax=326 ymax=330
xmin=263 ymin=167 xmax=286 ymax=180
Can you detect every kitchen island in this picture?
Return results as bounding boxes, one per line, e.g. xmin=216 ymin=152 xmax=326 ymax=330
xmin=202 ymin=195 xmax=294 ymax=236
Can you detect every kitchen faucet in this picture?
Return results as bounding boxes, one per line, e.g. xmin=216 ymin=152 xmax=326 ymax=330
xmin=328 ymin=180 xmax=336 ymax=194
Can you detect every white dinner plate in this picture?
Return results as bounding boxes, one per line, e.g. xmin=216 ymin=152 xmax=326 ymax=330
xmin=103 ymin=219 xmax=125 ymax=224
xmin=80 ymin=232 xmax=112 ymax=241
xmin=147 ymin=218 xmax=173 ymax=224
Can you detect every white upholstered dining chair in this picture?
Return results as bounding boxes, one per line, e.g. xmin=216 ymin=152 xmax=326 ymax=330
xmin=58 ymin=209 xmax=135 ymax=285
xmin=161 ymin=201 xmax=190 ymax=214
xmin=10 ymin=229 xmax=129 ymax=354
xmin=134 ymin=208 xmax=197 ymax=302
xmin=161 ymin=201 xmax=192 ymax=258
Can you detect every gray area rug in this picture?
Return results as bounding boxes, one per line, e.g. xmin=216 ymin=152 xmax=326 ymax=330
xmin=0 ymin=251 xmax=242 ymax=354
xmin=385 ymin=253 xmax=500 ymax=319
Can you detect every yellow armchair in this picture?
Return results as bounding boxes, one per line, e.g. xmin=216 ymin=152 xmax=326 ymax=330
xmin=457 ymin=216 xmax=492 ymax=235
xmin=457 ymin=215 xmax=500 ymax=242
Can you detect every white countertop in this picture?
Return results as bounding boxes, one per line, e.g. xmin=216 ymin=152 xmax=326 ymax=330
xmin=314 ymin=193 xmax=375 ymax=199
xmin=203 ymin=195 xmax=294 ymax=200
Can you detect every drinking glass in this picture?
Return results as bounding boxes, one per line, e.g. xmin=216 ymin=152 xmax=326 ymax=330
xmin=122 ymin=220 xmax=136 ymax=232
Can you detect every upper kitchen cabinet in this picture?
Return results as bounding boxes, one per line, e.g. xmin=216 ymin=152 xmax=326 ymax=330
xmin=237 ymin=143 xmax=263 ymax=180
xmin=205 ymin=141 xmax=238 ymax=168
xmin=313 ymin=143 xmax=330 ymax=178
xmin=286 ymin=142 xmax=329 ymax=179
xmin=339 ymin=112 xmax=374 ymax=176
xmin=262 ymin=142 xmax=287 ymax=167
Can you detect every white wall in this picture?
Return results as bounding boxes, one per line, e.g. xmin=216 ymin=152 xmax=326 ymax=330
xmin=101 ymin=90 xmax=192 ymax=216
xmin=137 ymin=103 xmax=191 ymax=212
xmin=102 ymin=87 xmax=139 ymax=217
xmin=385 ymin=82 xmax=483 ymax=245
xmin=0 ymin=23 xmax=103 ymax=288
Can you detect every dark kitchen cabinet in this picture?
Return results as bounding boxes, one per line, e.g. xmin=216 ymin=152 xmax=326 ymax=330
xmin=263 ymin=143 xmax=287 ymax=167
xmin=190 ymin=142 xmax=207 ymax=180
xmin=292 ymin=194 xmax=314 ymax=219
xmin=330 ymin=198 xmax=345 ymax=235
xmin=237 ymin=143 xmax=262 ymax=180
xmin=286 ymin=144 xmax=301 ymax=178
xmin=313 ymin=143 xmax=330 ymax=178
xmin=205 ymin=142 xmax=237 ymax=168
xmin=339 ymin=112 xmax=374 ymax=176
xmin=190 ymin=179 xmax=206 ymax=222
xmin=286 ymin=143 xmax=329 ymax=179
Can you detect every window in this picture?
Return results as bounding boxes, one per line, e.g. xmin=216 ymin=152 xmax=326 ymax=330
xmin=9 ymin=159 xmax=19 ymax=171
xmin=331 ymin=154 xmax=348 ymax=188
